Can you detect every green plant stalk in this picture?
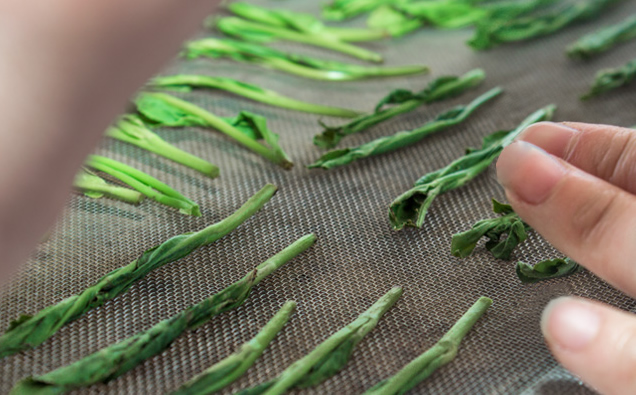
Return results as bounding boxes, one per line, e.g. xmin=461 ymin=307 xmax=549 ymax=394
xmin=314 ymin=69 xmax=487 ymax=149
xmin=151 ymin=75 xmax=360 ymax=118
xmin=394 ymin=0 xmax=554 ymax=30
xmin=10 ymin=234 xmax=316 ymax=395
xmin=73 ymin=168 xmax=145 ymax=204
xmin=366 ymin=5 xmax=424 ymax=38
xmin=309 ymin=87 xmax=501 ymax=169
xmin=368 ymin=0 xmax=551 ymax=37
xmin=172 ymin=301 xmax=297 ymax=395
xmin=250 ymin=287 xmax=403 ymax=395
xmin=107 ymin=115 xmax=219 ymax=178
xmin=215 ymin=17 xmax=383 ymax=63
xmin=184 ymin=38 xmax=428 ymax=81
xmin=0 ymin=184 xmax=278 ymax=360
xmin=469 ymin=0 xmax=618 ymax=50
xmin=227 ymin=1 xmax=389 ymax=42
xmin=136 ymin=92 xmax=293 ymax=169
xmin=325 ymin=25 xmax=390 ymax=41
xmin=567 ymin=14 xmax=636 ymax=59
xmin=517 ymin=258 xmax=581 ymax=283
xmin=582 ymin=58 xmax=636 ymax=100
xmin=396 ymin=1 xmax=487 ymax=29
xmin=87 ymin=155 xmax=201 ymax=216
xmin=389 ymin=105 xmax=555 ymax=230
xmin=364 ymin=297 xmax=492 ymax=395
xmin=323 ymin=0 xmax=406 ymax=21
xmin=451 ymin=198 xmax=530 ymax=260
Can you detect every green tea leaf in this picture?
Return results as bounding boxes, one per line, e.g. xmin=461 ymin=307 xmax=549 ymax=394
xmin=567 ymin=14 xmax=636 ymax=59
xmin=87 ymin=155 xmax=201 ymax=216
xmin=239 ymin=287 xmax=403 ymax=395
xmin=172 ymin=301 xmax=297 ymax=395
xmin=10 ymin=235 xmax=316 ymax=395
xmin=215 ymin=17 xmax=383 ymax=62
xmin=390 ymin=105 xmax=555 ymax=230
xmin=0 ymin=185 xmax=277 ymax=360
xmin=364 ymin=297 xmax=492 ymax=395
xmin=107 ymin=115 xmax=219 ymax=178
xmin=582 ymin=58 xmax=636 ymax=99
xmin=151 ymin=75 xmax=360 ymax=118
xmin=309 ymin=87 xmax=501 ymax=169
xmin=366 ymin=5 xmax=422 ymax=37
xmin=314 ymin=69 xmax=486 ymax=149
xmin=73 ymin=168 xmax=144 ymax=204
xmin=136 ymin=92 xmax=293 ymax=169
xmin=184 ymin=38 xmax=428 ymax=81
xmin=469 ymin=0 xmax=618 ymax=50
xmin=227 ymin=2 xmax=388 ymax=42
xmin=516 ymin=258 xmax=581 ymax=283
xmin=451 ymin=198 xmax=530 ymax=260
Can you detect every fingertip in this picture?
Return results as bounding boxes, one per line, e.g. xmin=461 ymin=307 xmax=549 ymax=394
xmin=517 ymin=122 xmax=579 ymax=157
xmin=496 ymin=141 xmax=567 ymax=205
xmin=541 ymin=297 xmax=636 ymax=394
xmin=541 ymin=297 xmax=601 ymax=352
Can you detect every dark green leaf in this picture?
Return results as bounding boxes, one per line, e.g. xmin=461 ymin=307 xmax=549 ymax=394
xmin=314 ymin=69 xmax=485 ymax=149
xmin=469 ymin=0 xmax=619 ymax=50
xmin=135 ymin=94 xmax=207 ymax=127
xmin=390 ymin=106 xmax=555 ymax=230
xmin=239 ymin=287 xmax=402 ymax=394
xmin=452 ymin=198 xmax=529 ymax=260
xmin=516 ymin=258 xmax=582 ymax=283
xmin=309 ymin=87 xmax=501 ymax=169
xmin=0 ymin=185 xmax=278 ymax=360
xmin=568 ymin=14 xmax=636 ymax=59
xmin=10 ymin=235 xmax=316 ymax=394
xmin=184 ymin=38 xmax=427 ymax=81
xmin=363 ymin=297 xmax=492 ymax=395
xmin=582 ymin=58 xmax=636 ymax=99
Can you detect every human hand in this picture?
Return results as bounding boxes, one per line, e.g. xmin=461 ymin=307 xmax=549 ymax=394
xmin=497 ymin=121 xmax=636 ymax=394
xmin=0 ymin=0 xmax=218 ymax=283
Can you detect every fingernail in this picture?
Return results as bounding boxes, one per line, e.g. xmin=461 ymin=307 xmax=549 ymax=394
xmin=496 ymin=141 xmax=566 ymax=204
xmin=518 ymin=122 xmax=579 ymax=158
xmin=542 ymin=297 xmax=600 ymax=351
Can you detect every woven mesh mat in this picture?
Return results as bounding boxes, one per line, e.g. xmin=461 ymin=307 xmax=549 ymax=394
xmin=3 ymin=1 xmax=636 ymax=394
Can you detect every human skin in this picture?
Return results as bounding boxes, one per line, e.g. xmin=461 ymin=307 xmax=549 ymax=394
xmin=497 ymin=121 xmax=636 ymax=394
xmin=0 ymin=0 xmax=219 ymax=284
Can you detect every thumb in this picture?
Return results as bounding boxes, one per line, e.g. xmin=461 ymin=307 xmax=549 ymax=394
xmin=542 ymin=297 xmax=636 ymax=394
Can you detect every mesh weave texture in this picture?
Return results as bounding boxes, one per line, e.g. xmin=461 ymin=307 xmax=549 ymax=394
xmin=3 ymin=1 xmax=636 ymax=394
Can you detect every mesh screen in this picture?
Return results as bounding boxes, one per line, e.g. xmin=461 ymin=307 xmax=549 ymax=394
xmin=3 ymin=1 xmax=636 ymax=394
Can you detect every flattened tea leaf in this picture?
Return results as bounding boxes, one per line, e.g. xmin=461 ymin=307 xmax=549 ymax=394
xmin=238 ymin=287 xmax=403 ymax=395
xmin=451 ymin=198 xmax=530 ymax=260
xmin=73 ymin=168 xmax=144 ymax=204
xmin=0 ymin=185 xmax=277 ymax=360
xmin=184 ymin=38 xmax=428 ymax=81
xmin=314 ymin=69 xmax=486 ymax=149
xmin=227 ymin=2 xmax=389 ymax=42
xmin=151 ymin=75 xmax=360 ymax=118
xmin=470 ymin=0 xmax=619 ymax=50
xmin=87 ymin=155 xmax=201 ymax=216
xmin=389 ymin=105 xmax=555 ymax=230
xmin=10 ymin=235 xmax=317 ymax=395
xmin=136 ymin=92 xmax=293 ymax=169
xmin=172 ymin=301 xmax=297 ymax=395
xmin=309 ymin=87 xmax=501 ymax=169
xmin=582 ymin=58 xmax=636 ymax=99
xmin=568 ymin=14 xmax=636 ymax=59
xmin=516 ymin=258 xmax=581 ymax=283
xmin=364 ymin=297 xmax=492 ymax=395
xmin=215 ymin=17 xmax=383 ymax=62
xmin=107 ymin=115 xmax=219 ymax=178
